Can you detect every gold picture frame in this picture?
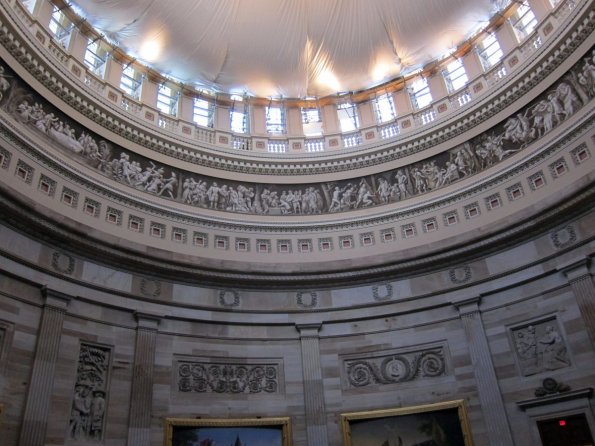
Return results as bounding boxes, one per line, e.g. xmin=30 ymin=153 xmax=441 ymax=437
xmin=341 ymin=400 xmax=473 ymax=446
xmin=164 ymin=416 xmax=292 ymax=446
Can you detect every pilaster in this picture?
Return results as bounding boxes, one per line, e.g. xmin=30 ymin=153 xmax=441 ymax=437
xmin=296 ymin=323 xmax=329 ymax=446
xmin=18 ymin=287 xmax=70 ymax=446
xmin=454 ymin=297 xmax=514 ymax=446
xmin=560 ymin=258 xmax=595 ymax=349
xmin=127 ymin=312 xmax=160 ymax=446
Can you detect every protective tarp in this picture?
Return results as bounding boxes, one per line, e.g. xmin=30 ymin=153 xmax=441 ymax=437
xmin=71 ymin=0 xmax=499 ymax=97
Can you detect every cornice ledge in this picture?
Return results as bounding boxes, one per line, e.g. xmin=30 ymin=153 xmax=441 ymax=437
xmin=0 ymin=180 xmax=593 ymax=289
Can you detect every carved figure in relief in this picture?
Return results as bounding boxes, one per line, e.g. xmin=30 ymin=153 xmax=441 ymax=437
xmin=395 ymin=169 xmax=409 ymax=198
xmin=502 ymin=112 xmax=535 ymax=147
xmin=89 ymin=390 xmax=106 ymax=440
xmin=556 ymin=82 xmax=580 ymax=117
xmin=341 ymin=184 xmax=356 ymax=209
xmin=329 ymin=186 xmax=343 ymax=212
xmin=355 ymin=179 xmax=374 ymax=208
xmin=538 ymin=325 xmax=570 ymax=370
xmin=376 ymin=177 xmax=391 ymax=203
xmin=531 ymin=100 xmax=555 ymax=136
xmin=580 ymin=59 xmax=595 ymax=96
xmin=515 ymin=325 xmax=538 ymax=375
xmin=158 ymin=172 xmax=178 ymax=198
xmin=69 ymin=384 xmax=91 ymax=439
xmin=260 ymin=188 xmax=271 ymax=213
xmin=0 ymin=66 xmax=12 ymax=101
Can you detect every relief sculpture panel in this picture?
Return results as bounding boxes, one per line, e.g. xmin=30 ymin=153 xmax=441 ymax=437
xmin=68 ymin=343 xmax=111 ymax=442
xmin=343 ymin=346 xmax=447 ymax=389
xmin=176 ymin=358 xmax=280 ymax=394
xmin=511 ymin=319 xmax=571 ymax=376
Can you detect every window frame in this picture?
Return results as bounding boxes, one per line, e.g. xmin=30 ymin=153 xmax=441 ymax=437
xmin=230 ymin=97 xmax=249 ymax=134
xmin=120 ymin=65 xmax=143 ymax=99
xmin=477 ymin=33 xmax=504 ymax=70
xmin=510 ymin=3 xmax=538 ymax=41
xmin=373 ymin=93 xmax=397 ymax=124
xmin=408 ymin=78 xmax=433 ymax=110
xmin=49 ymin=5 xmax=73 ymax=48
xmin=192 ymin=97 xmax=214 ymax=128
xmin=443 ymin=59 xmax=469 ymax=93
xmin=337 ymin=102 xmax=360 ymax=133
xmin=84 ymin=39 xmax=108 ymax=78
xmin=265 ymin=104 xmax=286 ymax=135
xmin=156 ymin=84 xmax=179 ymax=117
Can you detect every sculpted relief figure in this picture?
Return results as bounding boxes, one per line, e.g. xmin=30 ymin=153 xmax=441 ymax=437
xmin=513 ymin=322 xmax=570 ymax=376
xmin=69 ymin=383 xmax=91 ymax=439
xmin=538 ymin=325 xmax=570 ymax=370
xmin=0 ymin=66 xmax=13 ymax=102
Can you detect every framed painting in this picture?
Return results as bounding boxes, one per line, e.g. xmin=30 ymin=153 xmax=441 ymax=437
xmin=341 ymin=400 xmax=473 ymax=446
xmin=164 ymin=416 xmax=291 ymax=446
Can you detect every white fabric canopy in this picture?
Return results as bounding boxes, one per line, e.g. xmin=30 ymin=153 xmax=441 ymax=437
xmin=71 ymin=0 xmax=499 ymax=97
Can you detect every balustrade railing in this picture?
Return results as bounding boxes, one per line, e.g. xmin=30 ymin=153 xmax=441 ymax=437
xmin=379 ymin=122 xmax=400 ymax=139
xmin=232 ymin=135 xmax=251 ymax=151
xmin=305 ymin=138 xmax=325 ymax=152
xmin=342 ymin=132 xmax=362 ymax=148
xmin=268 ymin=141 xmax=288 ymax=153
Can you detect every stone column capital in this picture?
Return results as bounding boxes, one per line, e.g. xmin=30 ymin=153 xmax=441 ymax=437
xmin=558 ymin=257 xmax=591 ymax=281
xmin=41 ymin=286 xmax=71 ymax=311
xmin=134 ymin=312 xmax=162 ymax=330
xmin=296 ymin=323 xmax=322 ymax=338
xmin=452 ymin=296 xmax=481 ymax=316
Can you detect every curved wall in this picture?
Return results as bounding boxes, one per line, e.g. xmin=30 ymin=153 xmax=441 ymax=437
xmin=0 ymin=0 xmax=594 ymax=445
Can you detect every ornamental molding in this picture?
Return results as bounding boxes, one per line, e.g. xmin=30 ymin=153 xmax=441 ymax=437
xmin=51 ymin=250 xmax=75 ymax=275
xmin=0 ymin=170 xmax=592 ymax=288
xmin=0 ymin=0 xmax=592 ymax=177
xmin=175 ymin=356 xmax=282 ymax=394
xmin=342 ymin=344 xmax=448 ymax=389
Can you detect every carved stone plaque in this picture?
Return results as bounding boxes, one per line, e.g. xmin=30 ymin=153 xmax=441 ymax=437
xmin=343 ymin=346 xmax=447 ymax=389
xmin=510 ymin=318 xmax=571 ymax=376
xmin=176 ymin=358 xmax=281 ymax=394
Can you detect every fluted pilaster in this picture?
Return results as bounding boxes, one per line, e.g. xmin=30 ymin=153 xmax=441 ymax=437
xmin=454 ymin=297 xmax=514 ymax=446
xmin=19 ymin=287 xmax=70 ymax=446
xmin=561 ymin=258 xmax=595 ymax=349
xmin=296 ymin=323 xmax=328 ymax=446
xmin=127 ymin=312 xmax=160 ymax=446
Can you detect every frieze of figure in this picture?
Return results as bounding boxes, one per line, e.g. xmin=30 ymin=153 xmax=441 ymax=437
xmin=1 ymin=48 xmax=593 ymax=218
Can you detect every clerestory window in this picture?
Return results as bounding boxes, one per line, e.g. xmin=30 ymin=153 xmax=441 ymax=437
xmin=374 ymin=93 xmax=397 ymax=123
xmin=301 ymin=107 xmax=322 ymax=136
xmin=193 ymin=98 xmax=214 ymax=128
xmin=157 ymin=85 xmax=179 ymax=116
xmin=120 ymin=65 xmax=143 ymax=100
xmin=511 ymin=3 xmax=538 ymax=41
xmin=477 ymin=34 xmax=504 ymax=70
xmin=408 ymin=78 xmax=433 ymax=110
xmin=84 ymin=39 xmax=108 ymax=78
xmin=49 ymin=5 xmax=73 ymax=49
xmin=337 ymin=102 xmax=359 ymax=133
xmin=266 ymin=104 xmax=286 ymax=135
xmin=230 ymin=96 xmax=249 ymax=133
xmin=443 ymin=59 xmax=469 ymax=93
